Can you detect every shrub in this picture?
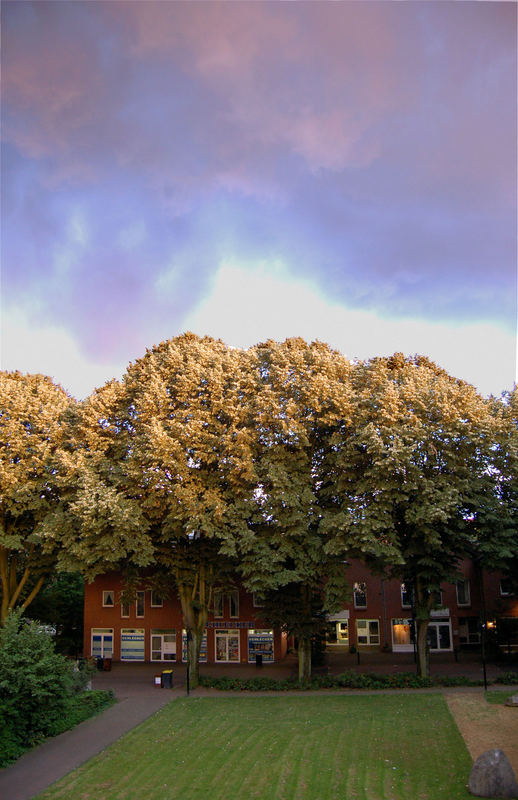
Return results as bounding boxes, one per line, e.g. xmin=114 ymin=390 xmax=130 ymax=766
xmin=0 ymin=610 xmax=99 ymax=765
xmin=495 ymin=671 xmax=518 ymax=685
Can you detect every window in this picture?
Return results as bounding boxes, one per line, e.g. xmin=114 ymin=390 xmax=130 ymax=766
xmin=136 ymin=591 xmax=145 ymax=618
xmin=356 ymin=619 xmax=379 ymax=646
xmin=121 ymin=602 xmax=130 ymax=618
xmin=150 ymin=591 xmax=163 ymax=608
xmin=353 ymin=582 xmax=367 ymax=609
xmin=253 ymin=593 xmax=265 ymax=607
xmin=102 ymin=590 xmax=115 ymax=607
xmin=500 ymin=578 xmax=515 ymax=596
xmin=458 ymin=617 xmax=480 ymax=645
xmin=229 ymin=590 xmax=239 ymax=618
xmin=121 ymin=628 xmax=145 ymax=661
xmin=151 ymin=630 xmax=176 ymax=661
xmin=91 ymin=628 xmax=113 ymax=658
xmin=213 ymin=592 xmax=223 ymax=617
xmin=400 ymin=583 xmax=412 ymax=608
xmin=427 ymin=621 xmax=452 ymax=651
xmin=456 ymin=579 xmax=471 ymax=607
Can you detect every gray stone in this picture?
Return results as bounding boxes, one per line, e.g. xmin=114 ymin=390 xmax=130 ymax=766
xmin=468 ymin=749 xmax=518 ymax=798
xmin=505 ymin=694 xmax=518 ymax=707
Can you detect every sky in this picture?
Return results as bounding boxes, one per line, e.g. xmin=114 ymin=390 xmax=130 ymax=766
xmin=1 ymin=1 xmax=516 ymax=400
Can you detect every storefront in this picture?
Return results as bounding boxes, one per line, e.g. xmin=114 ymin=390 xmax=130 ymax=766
xmin=120 ymin=628 xmax=145 ymax=661
xmin=151 ymin=629 xmax=176 ymax=661
xmin=328 ymin=610 xmax=349 ymax=645
xmin=91 ymin=628 xmax=113 ymax=659
xmin=391 ymin=617 xmax=452 ymax=652
xmin=181 ymin=630 xmax=207 ymax=662
xmin=215 ymin=628 xmax=240 ymax=662
xmin=247 ymin=629 xmax=274 ymax=663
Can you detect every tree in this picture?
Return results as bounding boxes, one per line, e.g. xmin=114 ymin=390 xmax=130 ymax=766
xmin=44 ymin=334 xmax=252 ymax=688
xmin=227 ymin=339 xmax=399 ymax=681
xmin=330 ymin=354 xmax=510 ymax=677
xmin=26 ymin=571 xmax=84 ymax=656
xmin=0 ymin=372 xmax=73 ymax=624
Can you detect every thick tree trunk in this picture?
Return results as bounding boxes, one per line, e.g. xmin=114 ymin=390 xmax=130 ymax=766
xmin=177 ymin=572 xmax=211 ymax=690
xmin=416 ymin=617 xmax=430 ymax=678
xmin=298 ymin=636 xmax=312 ymax=683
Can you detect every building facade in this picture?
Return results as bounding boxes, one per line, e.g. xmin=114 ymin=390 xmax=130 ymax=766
xmin=83 ymin=561 xmax=518 ymax=663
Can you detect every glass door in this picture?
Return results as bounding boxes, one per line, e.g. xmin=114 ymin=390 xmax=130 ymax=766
xmin=215 ymin=629 xmax=240 ymax=662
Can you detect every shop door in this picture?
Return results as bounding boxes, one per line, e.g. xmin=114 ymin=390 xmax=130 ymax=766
xmin=427 ymin=622 xmax=452 ymax=651
xmin=215 ymin=629 xmax=240 ymax=662
xmin=151 ymin=632 xmax=176 ymax=662
xmin=336 ymin=621 xmax=349 ymax=644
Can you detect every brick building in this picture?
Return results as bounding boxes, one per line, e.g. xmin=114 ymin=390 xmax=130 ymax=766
xmin=83 ymin=561 xmax=517 ymax=664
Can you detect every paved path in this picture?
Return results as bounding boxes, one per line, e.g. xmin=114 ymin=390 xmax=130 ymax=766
xmin=0 ymin=689 xmax=178 ymax=800
xmin=0 ymin=652 xmax=512 ymax=800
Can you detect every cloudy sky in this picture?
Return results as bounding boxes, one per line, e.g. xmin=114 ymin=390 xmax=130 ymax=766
xmin=1 ymin=1 xmax=516 ymax=399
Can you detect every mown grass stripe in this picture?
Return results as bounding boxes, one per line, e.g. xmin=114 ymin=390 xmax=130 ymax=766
xmin=36 ymin=695 xmax=473 ymax=800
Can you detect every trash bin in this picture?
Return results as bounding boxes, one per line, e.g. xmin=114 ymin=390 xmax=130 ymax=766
xmin=255 ymin=654 xmax=263 ymax=667
xmin=102 ymin=658 xmax=112 ymax=671
xmin=161 ymin=670 xmax=173 ymax=688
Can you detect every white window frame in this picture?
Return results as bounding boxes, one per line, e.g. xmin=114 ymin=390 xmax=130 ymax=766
xmin=121 ymin=602 xmax=131 ymax=618
xmin=229 ymin=590 xmax=239 ymax=618
xmin=253 ymin=593 xmax=265 ymax=607
xmin=120 ymin=628 xmax=145 ymax=661
xmin=102 ymin=590 xmax=115 ymax=607
xmin=150 ymin=591 xmax=163 ymax=608
xmin=91 ymin=628 xmax=113 ymax=658
xmin=356 ymin=618 xmax=380 ymax=646
xmin=427 ymin=620 xmax=452 ymax=652
xmin=353 ymin=582 xmax=367 ymax=609
xmin=136 ymin=590 xmax=145 ymax=618
xmin=215 ymin=628 xmax=240 ymax=662
xmin=456 ymin=579 xmax=471 ymax=607
xmin=150 ymin=629 xmax=176 ymax=662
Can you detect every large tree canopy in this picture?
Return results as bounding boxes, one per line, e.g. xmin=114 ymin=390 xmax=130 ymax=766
xmin=0 ymin=372 xmax=73 ymax=623
xmin=328 ymin=353 xmax=516 ymax=676
xmin=225 ymin=339 xmax=402 ymax=680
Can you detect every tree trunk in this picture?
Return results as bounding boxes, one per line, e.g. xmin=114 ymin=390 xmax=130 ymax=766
xmin=186 ymin=625 xmax=204 ymax=689
xmin=298 ymin=636 xmax=312 ymax=683
xmin=416 ymin=617 xmax=430 ymax=678
xmin=177 ymin=575 xmax=210 ymax=690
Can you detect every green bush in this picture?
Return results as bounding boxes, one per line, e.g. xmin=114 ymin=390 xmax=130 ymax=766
xmin=198 ymin=670 xmax=487 ymax=692
xmin=0 ymin=610 xmax=101 ymax=765
xmin=495 ymin=670 xmax=518 ymax=685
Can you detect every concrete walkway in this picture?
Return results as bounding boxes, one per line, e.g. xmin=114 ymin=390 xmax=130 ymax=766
xmin=0 ymin=650 xmax=513 ymax=800
xmin=0 ymin=687 xmax=178 ymax=800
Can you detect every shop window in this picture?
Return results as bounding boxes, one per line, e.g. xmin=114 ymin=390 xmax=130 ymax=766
xmin=215 ymin=629 xmax=240 ymax=662
xmin=213 ymin=592 xmax=223 ymax=617
xmin=91 ymin=628 xmax=113 ymax=658
xmin=456 ymin=579 xmax=471 ymax=607
xmin=102 ymin=590 xmax=115 ymax=607
xmin=356 ymin=619 xmax=379 ymax=645
xmin=121 ymin=602 xmax=130 ymax=618
xmin=136 ymin=591 xmax=145 ymax=618
xmin=121 ymin=628 xmax=145 ymax=661
xmin=353 ymin=582 xmax=367 ymax=609
xmin=400 ymin=583 xmax=412 ymax=608
xmin=229 ymin=590 xmax=239 ymax=618
xmin=150 ymin=591 xmax=163 ymax=608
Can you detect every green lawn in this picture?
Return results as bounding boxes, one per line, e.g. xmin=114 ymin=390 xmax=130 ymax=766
xmin=37 ymin=695 xmax=472 ymax=800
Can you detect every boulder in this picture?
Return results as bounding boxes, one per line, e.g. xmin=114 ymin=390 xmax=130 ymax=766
xmin=468 ymin=749 xmax=518 ymax=798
